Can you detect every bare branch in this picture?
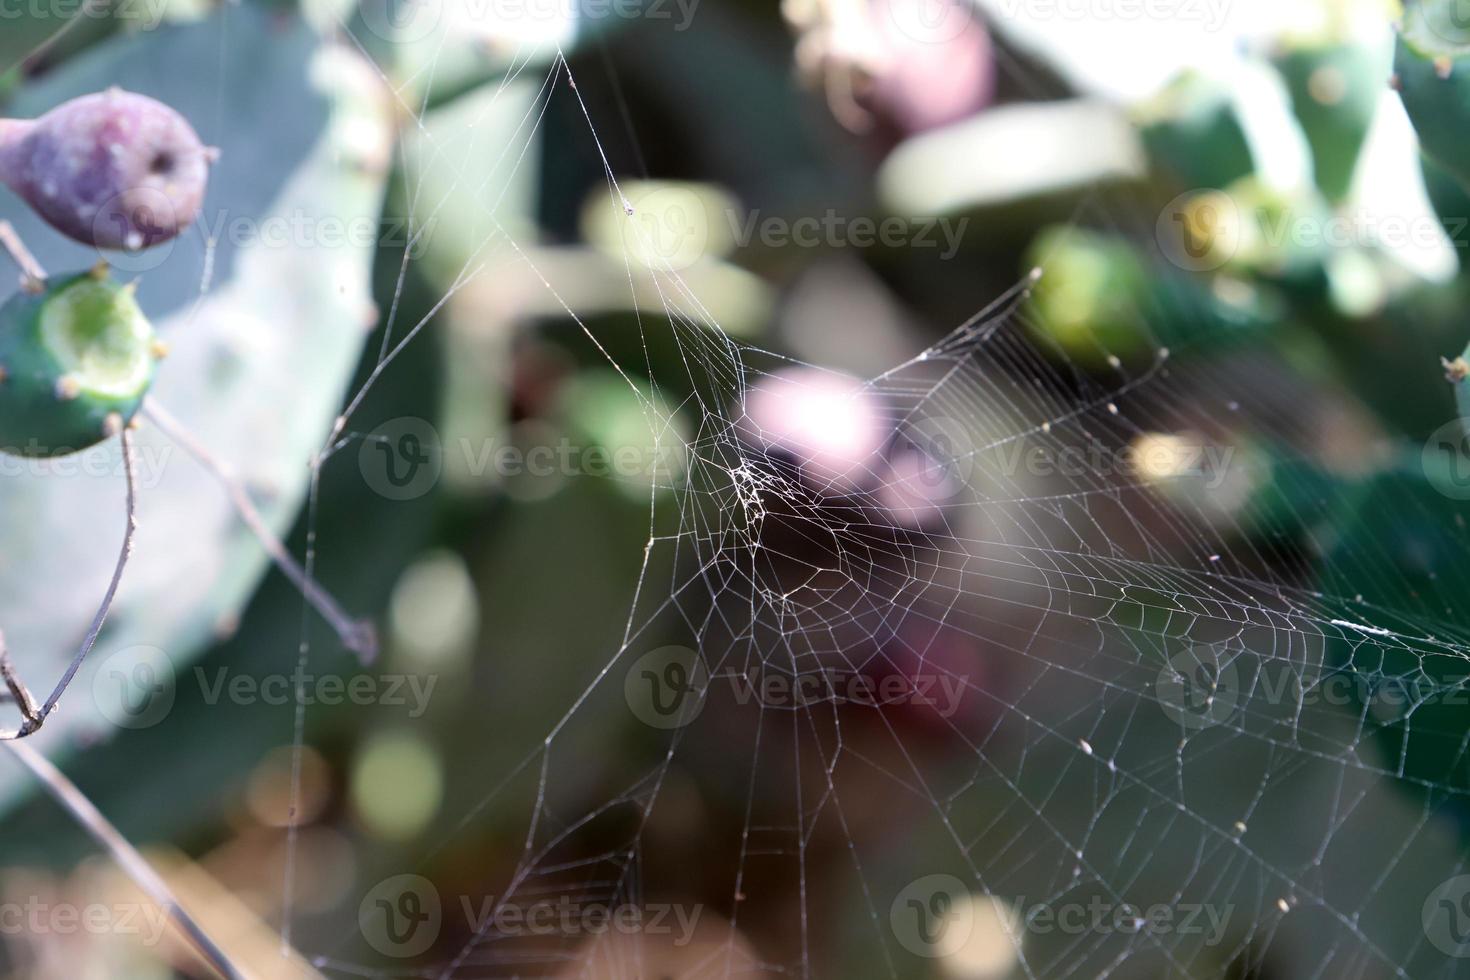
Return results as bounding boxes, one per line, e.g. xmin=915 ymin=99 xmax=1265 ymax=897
xmin=0 ymin=633 xmax=39 ymax=732
xmin=1 ymin=419 xmax=139 ymax=739
xmin=36 ymin=419 xmax=140 ymax=722
xmin=141 ymin=397 xmax=378 ymax=663
xmin=0 ymin=219 xmax=46 ymax=293
xmin=5 ymin=739 xmax=245 ymax=980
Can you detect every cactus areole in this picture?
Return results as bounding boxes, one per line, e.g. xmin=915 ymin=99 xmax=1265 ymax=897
xmin=0 ymin=268 xmax=159 ymax=457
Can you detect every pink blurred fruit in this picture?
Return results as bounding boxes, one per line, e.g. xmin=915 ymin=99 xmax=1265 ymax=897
xmin=860 ymin=0 xmax=997 ymax=134
xmin=737 ymin=367 xmax=889 ymax=496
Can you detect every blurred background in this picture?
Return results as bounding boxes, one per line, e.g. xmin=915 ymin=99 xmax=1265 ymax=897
xmin=6 ymin=0 xmax=1470 ymax=977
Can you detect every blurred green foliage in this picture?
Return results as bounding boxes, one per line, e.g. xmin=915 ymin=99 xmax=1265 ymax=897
xmin=6 ymin=0 xmax=1470 ymax=977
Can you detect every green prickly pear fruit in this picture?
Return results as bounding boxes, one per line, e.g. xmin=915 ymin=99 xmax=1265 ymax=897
xmin=0 ymin=266 xmax=160 ymax=457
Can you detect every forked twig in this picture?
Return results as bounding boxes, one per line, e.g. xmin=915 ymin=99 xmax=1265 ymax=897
xmin=0 ymin=637 xmax=40 ymax=729
xmin=0 ymin=422 xmax=139 ymax=739
xmin=141 ymin=397 xmax=378 ymax=663
xmin=5 ymin=738 xmax=245 ymax=980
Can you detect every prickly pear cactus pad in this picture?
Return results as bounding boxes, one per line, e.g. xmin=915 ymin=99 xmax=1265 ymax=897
xmin=1396 ymin=0 xmax=1470 ymax=191
xmin=0 ymin=267 xmax=157 ymax=457
xmin=0 ymin=10 xmax=393 ymax=770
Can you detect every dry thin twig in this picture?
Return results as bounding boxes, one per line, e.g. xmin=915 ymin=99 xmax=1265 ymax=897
xmin=0 ymin=219 xmax=46 ymax=292
xmin=0 ymin=636 xmax=40 ymax=729
xmin=0 ymin=206 xmax=243 ymax=980
xmin=141 ymin=397 xmax=378 ymax=662
xmin=5 ymin=738 xmax=245 ymax=979
xmin=0 ymin=421 xmax=139 ymax=739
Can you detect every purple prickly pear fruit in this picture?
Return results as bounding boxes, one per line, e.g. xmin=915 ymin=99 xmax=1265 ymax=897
xmin=0 ymin=89 xmax=213 ymax=251
xmin=861 ymin=0 xmax=995 ymax=135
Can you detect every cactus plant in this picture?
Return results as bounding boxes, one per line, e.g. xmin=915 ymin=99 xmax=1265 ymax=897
xmin=0 ymin=11 xmax=392 ymax=773
xmin=1024 ymin=225 xmax=1275 ymax=366
xmin=1442 ymin=341 xmax=1470 ymax=429
xmin=1133 ymin=71 xmax=1255 ymax=191
xmin=0 ymin=265 xmax=159 ymax=457
xmin=0 ymin=89 xmax=212 ymax=251
xmin=1421 ymin=152 xmax=1470 ymax=259
xmin=1273 ymin=27 xmax=1389 ymax=203
xmin=1395 ymin=0 xmax=1470 ymax=192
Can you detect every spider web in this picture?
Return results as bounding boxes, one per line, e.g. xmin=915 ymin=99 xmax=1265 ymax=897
xmin=297 ymin=12 xmax=1470 ymax=980
xmin=11 ymin=2 xmax=1470 ymax=979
